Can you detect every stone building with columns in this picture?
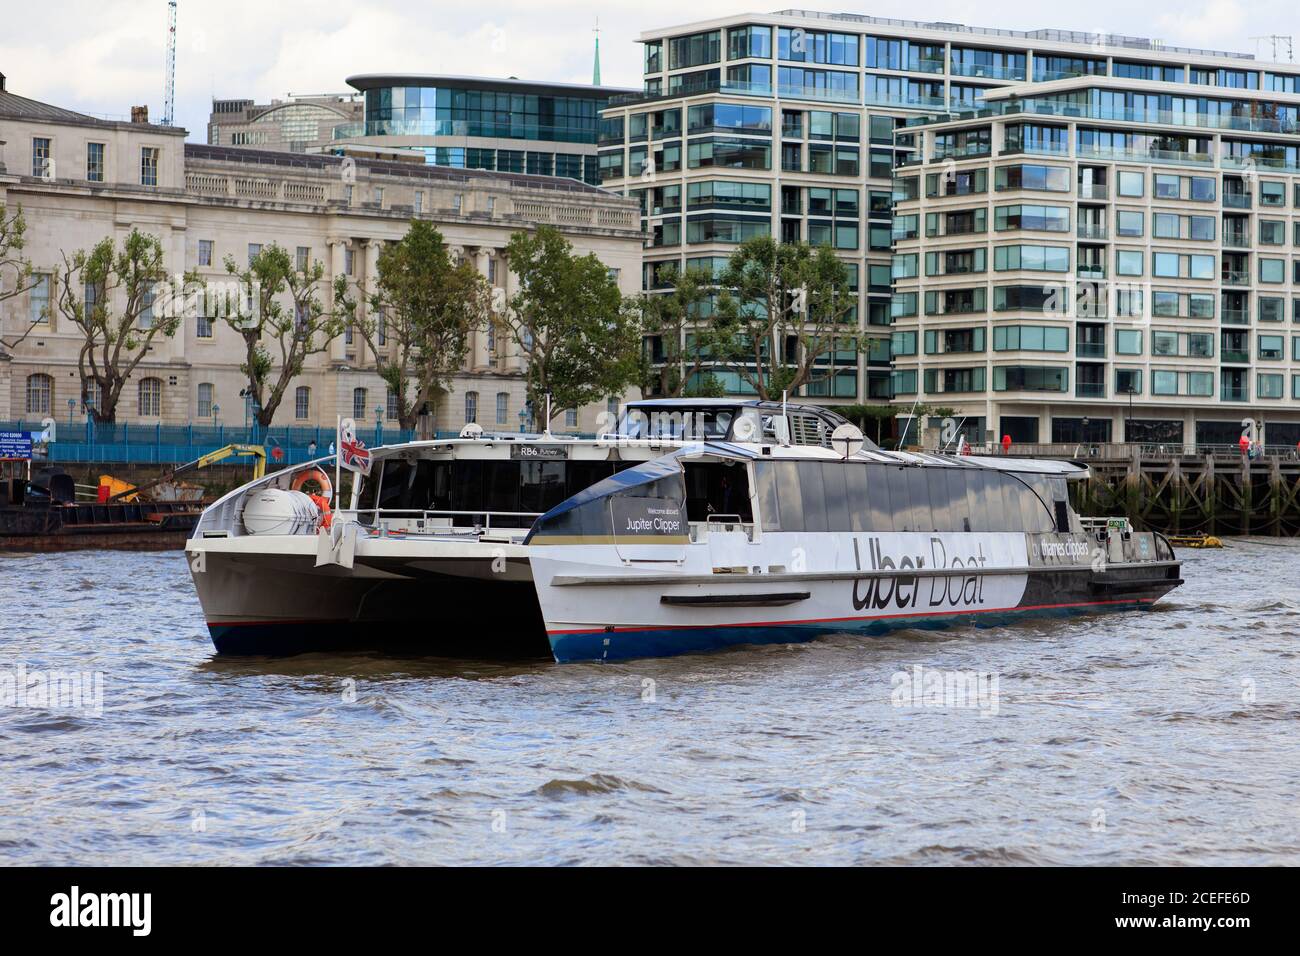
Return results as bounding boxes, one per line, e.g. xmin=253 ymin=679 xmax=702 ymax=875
xmin=0 ymin=77 xmax=644 ymax=436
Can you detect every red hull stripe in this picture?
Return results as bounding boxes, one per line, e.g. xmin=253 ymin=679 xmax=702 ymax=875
xmin=545 ymin=597 xmax=1155 ymax=636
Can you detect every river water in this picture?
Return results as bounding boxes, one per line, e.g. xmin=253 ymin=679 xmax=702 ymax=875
xmin=1 ymin=540 xmax=1297 ymax=865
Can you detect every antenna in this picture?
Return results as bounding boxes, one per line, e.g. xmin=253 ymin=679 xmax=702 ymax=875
xmin=1250 ymin=34 xmax=1294 ymax=62
xmin=163 ymin=1 xmax=177 ymax=125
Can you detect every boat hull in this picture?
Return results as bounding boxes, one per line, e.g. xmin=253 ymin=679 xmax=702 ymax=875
xmin=188 ymin=538 xmax=549 ymax=658
xmin=532 ymin=537 xmax=1183 ymax=663
xmin=547 ymin=578 xmax=1174 ymax=663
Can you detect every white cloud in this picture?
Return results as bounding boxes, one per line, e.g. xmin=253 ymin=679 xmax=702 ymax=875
xmin=1 ymin=0 xmax=1293 ymax=137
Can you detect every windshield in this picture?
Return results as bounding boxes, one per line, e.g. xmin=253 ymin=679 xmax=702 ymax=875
xmin=619 ymin=407 xmax=736 ymax=440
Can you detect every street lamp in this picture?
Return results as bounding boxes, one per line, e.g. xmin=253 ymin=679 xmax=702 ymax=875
xmin=211 ymin=403 xmax=221 ymax=430
xmin=67 ymin=398 xmax=76 ymax=424
xmin=374 ymin=404 xmax=384 ymax=446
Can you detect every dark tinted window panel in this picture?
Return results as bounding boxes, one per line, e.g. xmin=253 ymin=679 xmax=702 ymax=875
xmin=926 ymin=468 xmax=951 ymax=533
xmin=885 ymin=467 xmax=912 ymax=531
xmin=945 ymin=468 xmax=972 ymax=532
xmin=963 ymin=470 xmax=987 ymax=532
xmin=755 ymin=460 xmax=782 ymax=531
xmin=776 ymin=461 xmax=804 ymax=531
xmin=822 ymin=462 xmax=850 ymax=531
xmin=846 ymin=462 xmax=871 ymax=531
xmin=798 ymin=461 xmax=828 ymax=533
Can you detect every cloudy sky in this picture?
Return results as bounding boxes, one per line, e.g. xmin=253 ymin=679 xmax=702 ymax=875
xmin=0 ymin=0 xmax=1290 ymax=137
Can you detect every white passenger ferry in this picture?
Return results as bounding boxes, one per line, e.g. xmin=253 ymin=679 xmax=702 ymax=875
xmin=185 ymin=400 xmax=1182 ymax=661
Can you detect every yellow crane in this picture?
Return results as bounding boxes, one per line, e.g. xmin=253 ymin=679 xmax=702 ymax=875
xmin=106 ymin=444 xmax=267 ymax=503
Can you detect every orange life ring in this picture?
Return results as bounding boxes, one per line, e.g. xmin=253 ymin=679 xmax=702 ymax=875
xmin=291 ymin=468 xmax=333 ymax=499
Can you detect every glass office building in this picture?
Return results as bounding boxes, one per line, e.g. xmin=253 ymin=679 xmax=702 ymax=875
xmin=334 ymin=75 xmax=634 ymax=186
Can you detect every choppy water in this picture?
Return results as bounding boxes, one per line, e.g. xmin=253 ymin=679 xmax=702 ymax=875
xmin=1 ymin=540 xmax=1298 ymax=865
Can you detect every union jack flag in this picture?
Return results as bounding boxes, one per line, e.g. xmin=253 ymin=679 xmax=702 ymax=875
xmin=337 ymin=418 xmax=372 ymax=476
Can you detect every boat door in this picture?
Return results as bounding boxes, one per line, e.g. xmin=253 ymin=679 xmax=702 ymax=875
xmin=682 ymin=458 xmax=755 ymax=571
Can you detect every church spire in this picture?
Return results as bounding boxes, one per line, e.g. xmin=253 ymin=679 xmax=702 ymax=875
xmin=592 ymin=17 xmax=601 ymax=86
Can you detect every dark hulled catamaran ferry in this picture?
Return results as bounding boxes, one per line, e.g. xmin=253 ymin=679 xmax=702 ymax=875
xmin=186 ymin=400 xmax=1183 ymax=661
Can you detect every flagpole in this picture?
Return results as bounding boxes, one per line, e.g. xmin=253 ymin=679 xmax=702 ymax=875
xmin=334 ymin=415 xmax=342 ymax=510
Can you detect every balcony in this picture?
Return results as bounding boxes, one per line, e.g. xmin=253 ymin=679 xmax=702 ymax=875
xmin=951 ymin=62 xmax=1026 ymax=81
xmin=1223 ymin=193 xmax=1252 ymax=209
xmin=1221 ymin=385 xmax=1250 ymax=401
xmin=1075 ymin=381 xmax=1106 ymax=398
xmin=1221 ymin=309 xmax=1250 ymax=325
xmin=1223 ymin=232 xmax=1251 ymax=249
xmin=1221 ymin=269 xmax=1250 ymax=286
xmin=1077 ymin=264 xmax=1107 ymax=279
xmin=1077 ymin=223 xmax=1108 ymax=240
xmin=1221 ymin=350 xmax=1250 ymax=364
xmin=1078 ymin=184 xmax=1108 ymax=200
xmin=931 ymin=144 xmax=992 ymax=162
xmin=1076 ymin=343 xmax=1107 ymax=359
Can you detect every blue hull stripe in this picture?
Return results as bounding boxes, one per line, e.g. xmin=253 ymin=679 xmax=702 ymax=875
xmin=547 ymin=599 xmax=1153 ymax=663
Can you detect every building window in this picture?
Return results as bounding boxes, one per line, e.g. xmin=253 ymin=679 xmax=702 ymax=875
xmin=140 ymin=147 xmax=159 ymax=186
xmin=87 ymin=142 xmax=105 ymax=182
xmin=377 ymin=310 xmax=387 ymax=347
xmin=198 ymin=239 xmax=214 ymax=267
xmin=32 ymin=138 xmax=51 ymax=177
xmin=29 ymin=274 xmax=51 ymax=325
xmin=565 ymin=408 xmax=578 ymax=428
xmin=374 ymin=187 xmax=384 ymax=206
xmin=248 ymin=242 xmax=262 ymax=265
xmin=452 ymin=193 xmax=463 ymax=212
xmin=295 ymin=386 xmax=310 ymax=420
xmin=139 ymin=290 xmax=155 ymax=330
xmin=414 ymin=190 xmax=424 ymax=214
xmin=296 ymin=246 xmax=310 ymax=271
xmin=196 ymin=309 xmax=213 ymax=339
xmin=352 ymin=388 xmax=367 ymax=421
xmin=138 ymin=377 xmax=162 ymax=417
xmin=25 ymin=373 xmax=52 ymax=414
xmin=386 ymin=387 xmax=399 ymax=420
xmin=495 ymin=392 xmax=508 ymax=425
xmin=197 ymin=382 xmax=214 ymax=419
xmin=465 ymin=390 xmax=478 ymax=424
xmin=344 ymin=248 xmax=354 ymax=274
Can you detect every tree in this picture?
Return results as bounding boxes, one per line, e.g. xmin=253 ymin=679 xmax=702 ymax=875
xmin=56 ymin=229 xmax=178 ymax=423
xmin=839 ymin=403 xmax=899 ymax=446
xmin=504 ymin=225 xmax=641 ymax=428
xmin=0 ymin=204 xmax=40 ymax=353
xmin=204 ymin=243 xmax=345 ymax=429
xmin=712 ymin=236 xmax=859 ymax=401
xmin=636 ymin=264 xmax=726 ymax=398
xmin=338 ymin=222 xmax=490 ymax=431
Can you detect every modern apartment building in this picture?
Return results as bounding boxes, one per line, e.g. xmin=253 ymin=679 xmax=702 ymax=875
xmin=208 ymin=93 xmax=364 ymax=152
xmin=323 ymin=75 xmax=634 ymax=187
xmin=600 ymin=9 xmax=1300 ymax=447
xmin=894 ymin=54 xmax=1300 ymax=449
xmin=0 ymin=77 xmax=643 ymax=435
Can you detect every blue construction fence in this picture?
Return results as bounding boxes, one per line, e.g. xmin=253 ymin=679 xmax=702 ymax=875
xmin=1 ymin=420 xmax=418 ymax=467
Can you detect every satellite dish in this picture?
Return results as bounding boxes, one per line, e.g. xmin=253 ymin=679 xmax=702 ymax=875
xmin=831 ymin=422 xmax=865 ymax=459
xmin=459 ymin=423 xmax=484 ymax=439
xmin=731 ymin=415 xmax=758 ymax=442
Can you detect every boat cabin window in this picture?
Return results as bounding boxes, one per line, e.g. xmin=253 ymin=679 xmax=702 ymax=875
xmin=356 ymin=456 xmax=631 ymax=527
xmin=621 ymin=407 xmax=735 ymax=440
xmin=682 ymin=460 xmax=752 ymax=522
xmin=754 ymin=460 xmax=1058 ymax=534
